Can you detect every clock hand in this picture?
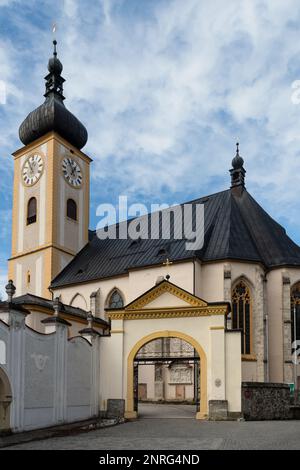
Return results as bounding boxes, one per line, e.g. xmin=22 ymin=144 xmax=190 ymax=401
xmin=28 ymin=160 xmax=34 ymax=173
xmin=71 ymin=162 xmax=76 ymax=177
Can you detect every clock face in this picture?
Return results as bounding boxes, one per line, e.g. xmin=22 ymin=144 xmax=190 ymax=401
xmin=22 ymin=154 xmax=44 ymax=186
xmin=62 ymin=157 xmax=82 ymax=187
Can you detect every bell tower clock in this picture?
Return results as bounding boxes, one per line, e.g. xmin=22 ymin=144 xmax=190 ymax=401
xmin=8 ymin=41 xmax=91 ymax=299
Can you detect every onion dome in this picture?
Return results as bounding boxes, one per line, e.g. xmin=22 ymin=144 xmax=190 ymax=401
xmin=19 ymin=40 xmax=88 ymax=150
xmin=231 ymin=142 xmax=244 ymax=169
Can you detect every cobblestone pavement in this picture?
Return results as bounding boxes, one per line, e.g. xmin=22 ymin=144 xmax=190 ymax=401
xmin=4 ymin=404 xmax=300 ymax=450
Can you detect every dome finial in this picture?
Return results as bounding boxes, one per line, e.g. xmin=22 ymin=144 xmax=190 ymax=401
xmin=232 ymin=141 xmax=244 ymax=170
xmin=230 ymin=141 xmax=246 ymax=191
xmin=53 ymin=39 xmax=57 ymax=57
xmin=45 ymin=38 xmax=64 ymax=99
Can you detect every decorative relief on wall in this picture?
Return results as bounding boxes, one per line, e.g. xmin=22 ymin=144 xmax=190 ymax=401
xmin=31 ymin=353 xmax=49 ymax=371
xmin=215 ymin=378 xmax=222 ymax=388
xmin=169 ymin=364 xmax=192 ymax=384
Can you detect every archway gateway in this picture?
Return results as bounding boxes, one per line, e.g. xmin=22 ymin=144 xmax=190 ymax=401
xmin=126 ymin=331 xmax=207 ymax=419
xmin=0 ymin=367 xmax=12 ymax=433
xmin=105 ymin=279 xmax=242 ymax=421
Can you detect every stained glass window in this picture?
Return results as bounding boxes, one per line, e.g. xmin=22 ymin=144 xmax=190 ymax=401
xmin=291 ymin=283 xmax=300 ymax=345
xmin=232 ymin=281 xmax=251 ymax=355
xmin=108 ymin=290 xmax=124 ymax=308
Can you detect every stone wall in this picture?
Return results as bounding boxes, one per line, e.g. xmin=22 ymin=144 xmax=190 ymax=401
xmin=242 ymin=382 xmax=290 ymax=420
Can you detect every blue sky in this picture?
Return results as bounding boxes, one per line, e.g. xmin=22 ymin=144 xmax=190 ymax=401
xmin=1 ymin=0 xmax=300 ymax=296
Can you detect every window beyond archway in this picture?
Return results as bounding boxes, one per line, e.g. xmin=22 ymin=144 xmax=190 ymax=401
xmin=291 ymin=283 xmax=300 ymax=344
xmin=232 ymin=281 xmax=251 ymax=355
xmin=27 ymin=197 xmax=37 ymax=225
xmin=108 ymin=290 xmax=124 ymax=309
xmin=67 ymin=199 xmax=77 ymax=221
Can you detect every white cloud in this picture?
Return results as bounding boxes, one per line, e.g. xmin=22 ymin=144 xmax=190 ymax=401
xmin=1 ymin=0 xmax=300 ymax=290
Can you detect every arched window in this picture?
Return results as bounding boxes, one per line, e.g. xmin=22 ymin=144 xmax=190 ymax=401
xmin=108 ymin=290 xmax=124 ymax=309
xmin=232 ymin=280 xmax=251 ymax=355
xmin=27 ymin=197 xmax=37 ymax=225
xmin=67 ymin=199 xmax=77 ymax=221
xmin=291 ymin=283 xmax=300 ymax=345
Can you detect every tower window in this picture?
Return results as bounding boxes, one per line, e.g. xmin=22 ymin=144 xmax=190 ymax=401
xmin=67 ymin=199 xmax=77 ymax=221
xmin=232 ymin=281 xmax=252 ymax=355
xmin=27 ymin=197 xmax=37 ymax=225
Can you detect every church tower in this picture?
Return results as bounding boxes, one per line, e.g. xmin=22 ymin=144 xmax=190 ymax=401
xmin=8 ymin=41 xmax=91 ymax=299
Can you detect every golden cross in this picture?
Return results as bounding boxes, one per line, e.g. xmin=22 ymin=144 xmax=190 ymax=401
xmin=163 ymin=258 xmax=173 ymax=267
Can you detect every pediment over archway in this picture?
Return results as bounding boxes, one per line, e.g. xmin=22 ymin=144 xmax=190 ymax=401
xmin=125 ymin=280 xmax=207 ymax=310
xmin=105 ymin=279 xmax=229 ymax=320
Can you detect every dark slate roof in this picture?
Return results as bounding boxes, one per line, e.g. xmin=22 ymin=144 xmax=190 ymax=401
xmin=12 ymin=293 xmax=109 ymax=328
xmin=51 ymin=188 xmax=300 ymax=288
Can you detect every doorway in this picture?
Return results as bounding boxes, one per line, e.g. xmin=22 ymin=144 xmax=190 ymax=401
xmin=127 ymin=332 xmax=206 ymax=419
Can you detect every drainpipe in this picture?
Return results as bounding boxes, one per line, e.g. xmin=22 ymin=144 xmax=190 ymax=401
xmin=193 ymin=258 xmax=196 ymax=295
xmin=265 ymin=313 xmax=269 ymax=382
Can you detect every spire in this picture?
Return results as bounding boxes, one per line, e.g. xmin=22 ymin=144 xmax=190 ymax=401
xmin=44 ymin=39 xmax=65 ymax=100
xmin=230 ymin=142 xmax=246 ymax=192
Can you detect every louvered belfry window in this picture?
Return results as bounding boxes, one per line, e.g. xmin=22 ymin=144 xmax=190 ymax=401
xmin=27 ymin=197 xmax=37 ymax=225
xmin=232 ymin=281 xmax=251 ymax=355
xmin=67 ymin=199 xmax=77 ymax=221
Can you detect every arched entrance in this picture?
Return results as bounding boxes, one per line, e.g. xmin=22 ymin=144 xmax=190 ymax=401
xmin=0 ymin=367 xmax=12 ymax=433
xmin=126 ymin=331 xmax=207 ymax=419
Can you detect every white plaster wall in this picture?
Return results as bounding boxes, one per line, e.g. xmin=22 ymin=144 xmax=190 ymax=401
xmin=54 ymin=260 xmax=195 ymax=320
xmin=138 ymin=365 xmax=155 ymax=399
xmin=23 ymin=330 xmax=55 ymax=430
xmin=225 ymin=331 xmax=242 ymax=412
xmin=66 ymin=337 xmax=92 ymax=422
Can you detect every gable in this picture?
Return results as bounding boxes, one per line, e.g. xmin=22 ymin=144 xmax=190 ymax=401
xmin=125 ymin=281 xmax=207 ymax=311
xmin=144 ymin=291 xmax=194 ymax=309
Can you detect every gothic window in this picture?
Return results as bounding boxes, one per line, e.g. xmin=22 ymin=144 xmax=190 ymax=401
xmin=291 ymin=283 xmax=300 ymax=345
xmin=67 ymin=199 xmax=77 ymax=221
xmin=232 ymin=281 xmax=251 ymax=355
xmin=27 ymin=197 xmax=37 ymax=225
xmin=108 ymin=290 xmax=124 ymax=309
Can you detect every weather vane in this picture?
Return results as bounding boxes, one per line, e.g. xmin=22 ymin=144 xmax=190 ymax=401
xmin=52 ymin=22 xmax=57 ymax=38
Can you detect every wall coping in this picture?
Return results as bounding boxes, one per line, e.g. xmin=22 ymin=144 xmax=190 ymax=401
xmin=242 ymin=382 xmax=290 ymax=389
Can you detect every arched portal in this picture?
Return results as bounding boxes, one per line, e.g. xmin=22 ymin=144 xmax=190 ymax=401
xmin=126 ymin=331 xmax=207 ymax=420
xmin=0 ymin=367 xmax=12 ymax=433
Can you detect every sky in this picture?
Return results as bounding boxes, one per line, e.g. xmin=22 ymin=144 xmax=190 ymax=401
xmin=1 ymin=0 xmax=300 ymax=298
